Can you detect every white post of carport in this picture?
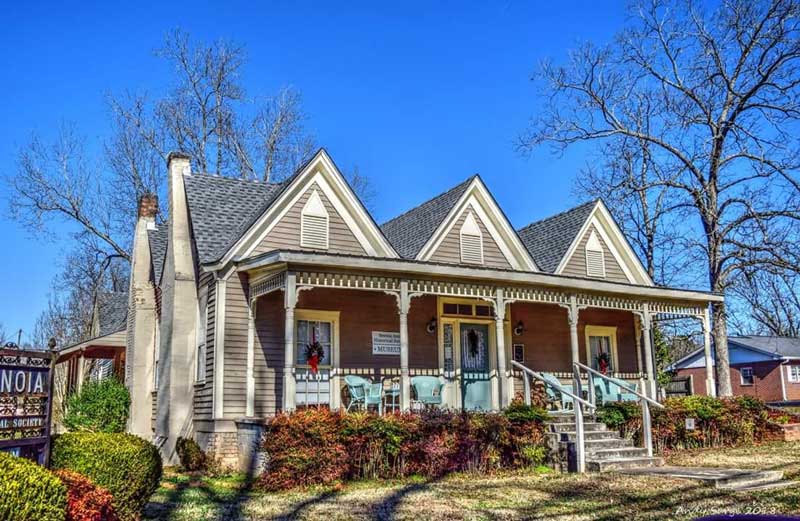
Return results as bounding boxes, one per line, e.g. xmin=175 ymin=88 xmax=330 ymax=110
xmin=76 ymin=350 xmax=86 ymax=392
xmin=398 ymin=281 xmax=411 ymax=411
xmin=283 ymin=273 xmax=297 ymax=412
xmin=702 ymin=307 xmax=716 ymax=397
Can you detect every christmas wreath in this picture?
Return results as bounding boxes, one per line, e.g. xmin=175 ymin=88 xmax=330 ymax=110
xmin=305 ymin=341 xmax=325 ymax=373
xmin=596 ymin=351 xmax=611 ymax=374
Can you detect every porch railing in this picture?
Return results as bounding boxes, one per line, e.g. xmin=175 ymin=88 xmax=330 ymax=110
xmin=510 ymin=360 xmax=595 ymax=472
xmin=574 ymin=361 xmax=665 ymax=457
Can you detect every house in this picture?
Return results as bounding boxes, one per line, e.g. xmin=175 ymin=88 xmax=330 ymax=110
xmin=671 ymin=336 xmax=800 ymax=402
xmin=120 ymin=149 xmax=722 ymax=468
xmin=56 ymin=291 xmax=128 ymax=393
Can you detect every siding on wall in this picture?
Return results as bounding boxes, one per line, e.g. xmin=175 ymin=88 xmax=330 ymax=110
xmin=509 ymin=302 xmax=639 ymax=373
xmin=251 ymin=183 xmax=367 ymax=257
xmin=223 ymin=273 xmax=250 ymax=417
xmin=253 ymin=291 xmax=284 ymax=418
xmin=193 ymin=272 xmax=215 ymax=420
xmin=561 ymin=224 xmax=630 ymax=283
xmin=428 ymin=207 xmax=513 ymax=269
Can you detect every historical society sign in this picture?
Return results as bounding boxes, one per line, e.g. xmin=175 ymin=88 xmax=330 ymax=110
xmin=372 ymin=331 xmax=401 ymax=356
xmin=0 ymin=347 xmax=55 ymax=465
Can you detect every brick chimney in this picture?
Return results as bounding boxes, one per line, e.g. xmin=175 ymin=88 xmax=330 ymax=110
xmin=138 ymin=193 xmax=158 ymax=219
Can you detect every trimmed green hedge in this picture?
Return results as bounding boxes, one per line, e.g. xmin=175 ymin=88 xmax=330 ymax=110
xmin=64 ymin=378 xmax=130 ymax=433
xmin=0 ymin=451 xmax=67 ymax=521
xmin=51 ymin=433 xmax=162 ymax=521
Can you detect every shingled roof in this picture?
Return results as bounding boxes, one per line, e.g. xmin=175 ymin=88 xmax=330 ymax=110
xmin=97 ymin=292 xmax=128 ymax=336
xmin=380 ymin=176 xmax=475 ymax=259
xmin=184 ymin=174 xmax=287 ymax=264
xmin=147 ymin=224 xmax=169 ymax=284
xmin=516 ymin=200 xmax=597 ymax=273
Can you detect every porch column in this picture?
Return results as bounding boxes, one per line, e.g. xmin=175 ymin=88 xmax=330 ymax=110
xmin=399 ymin=281 xmax=411 ymax=411
xmin=494 ymin=288 xmax=509 ymax=409
xmin=564 ymin=295 xmax=585 ymax=473
xmin=640 ymin=303 xmax=656 ymax=398
xmin=246 ymin=298 xmax=256 ymax=417
xmin=283 ymin=274 xmax=297 ymax=412
xmin=702 ymin=307 xmax=716 ymax=397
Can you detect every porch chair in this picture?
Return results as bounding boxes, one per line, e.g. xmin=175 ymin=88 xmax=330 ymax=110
xmin=594 ymin=376 xmax=639 ymax=405
xmin=410 ymin=376 xmax=444 ymax=408
xmin=539 ymin=373 xmax=574 ymax=411
xmin=344 ymin=375 xmax=384 ymax=414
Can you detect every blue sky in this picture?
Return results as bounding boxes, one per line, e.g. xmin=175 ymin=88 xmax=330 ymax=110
xmin=0 ymin=1 xmax=626 ymax=342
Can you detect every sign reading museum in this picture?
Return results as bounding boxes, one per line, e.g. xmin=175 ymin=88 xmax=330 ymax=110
xmin=372 ymin=331 xmax=401 ymax=356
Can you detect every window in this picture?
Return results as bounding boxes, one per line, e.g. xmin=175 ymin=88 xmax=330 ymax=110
xmin=788 ymin=365 xmax=800 ymax=383
xmin=300 ymin=189 xmax=329 ymax=250
xmin=585 ymin=230 xmax=606 ymax=278
xmin=441 ymin=302 xmax=493 ymax=318
xmin=584 ymin=325 xmax=618 ymax=374
xmin=740 ymin=367 xmax=754 ymax=386
xmin=153 ymin=321 xmax=160 ymax=391
xmin=459 ymin=212 xmax=484 ymax=264
xmin=195 ymin=286 xmax=209 ymax=383
xmin=296 ymin=320 xmax=333 ymax=366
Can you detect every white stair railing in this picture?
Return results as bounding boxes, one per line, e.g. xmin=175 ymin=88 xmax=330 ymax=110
xmin=574 ymin=361 xmax=665 ymax=457
xmin=511 ymin=360 xmax=595 ymax=472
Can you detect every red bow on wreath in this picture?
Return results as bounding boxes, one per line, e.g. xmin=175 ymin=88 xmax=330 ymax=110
xmin=597 ymin=352 xmax=610 ymax=375
xmin=305 ymin=341 xmax=325 ymax=373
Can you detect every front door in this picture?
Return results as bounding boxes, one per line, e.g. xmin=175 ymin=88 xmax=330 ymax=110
xmin=460 ymin=323 xmax=491 ymax=410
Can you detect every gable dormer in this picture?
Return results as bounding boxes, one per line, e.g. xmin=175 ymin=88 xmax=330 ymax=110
xmin=209 ymin=150 xmax=398 ymax=267
xmin=416 ymin=177 xmax=537 ymax=271
xmin=557 ymin=201 xmax=653 ymax=285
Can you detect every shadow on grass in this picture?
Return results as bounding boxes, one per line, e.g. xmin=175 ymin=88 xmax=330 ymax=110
xmin=144 ymin=473 xmax=254 ymax=521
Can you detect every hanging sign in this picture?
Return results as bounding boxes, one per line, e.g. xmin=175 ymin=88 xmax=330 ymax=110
xmin=0 ymin=347 xmax=56 ymax=466
xmin=372 ymin=331 xmax=401 ymax=356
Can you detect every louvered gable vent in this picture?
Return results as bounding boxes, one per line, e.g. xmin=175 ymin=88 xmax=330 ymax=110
xmin=460 ymin=212 xmax=484 ymax=265
xmin=585 ymin=230 xmax=606 ymax=278
xmin=300 ymin=190 xmax=329 ymax=250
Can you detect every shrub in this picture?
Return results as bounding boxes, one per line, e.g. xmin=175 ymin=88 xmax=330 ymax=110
xmin=64 ymin=378 xmax=131 ymax=433
xmin=54 ymin=470 xmax=117 ymax=521
xmin=0 ymin=451 xmax=67 ymax=521
xmin=51 ymin=433 xmax=162 ymax=521
xmin=259 ymin=406 xmax=547 ymax=491
xmin=176 ymin=437 xmax=206 ymax=472
xmin=597 ymin=396 xmax=799 ymax=452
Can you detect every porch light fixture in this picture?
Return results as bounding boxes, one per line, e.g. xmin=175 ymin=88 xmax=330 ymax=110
xmin=426 ymin=318 xmax=437 ymax=334
xmin=513 ymin=321 xmax=525 ymax=336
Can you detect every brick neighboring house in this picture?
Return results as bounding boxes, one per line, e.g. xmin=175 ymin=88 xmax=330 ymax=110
xmin=671 ymin=336 xmax=800 ymax=403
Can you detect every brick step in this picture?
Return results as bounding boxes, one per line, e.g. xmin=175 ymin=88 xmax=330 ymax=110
xmin=548 ymin=422 xmax=607 ymax=433
xmin=586 ymin=456 xmax=664 ymax=472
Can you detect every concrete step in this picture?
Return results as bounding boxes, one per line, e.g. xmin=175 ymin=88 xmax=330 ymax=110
xmin=587 ymin=456 xmax=664 ymax=472
xmin=545 ymin=414 xmax=596 ymax=424
xmin=550 ymin=429 xmax=620 ymax=442
xmin=584 ymin=438 xmax=634 ymax=451
xmin=586 ymin=447 xmax=649 ymax=460
xmin=714 ymin=470 xmax=785 ymax=490
xmin=619 ymin=466 xmax=786 ymax=490
xmin=548 ymin=421 xmax=607 ymax=433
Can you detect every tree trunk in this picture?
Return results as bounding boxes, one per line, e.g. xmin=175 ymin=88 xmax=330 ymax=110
xmin=711 ymin=300 xmax=732 ymax=396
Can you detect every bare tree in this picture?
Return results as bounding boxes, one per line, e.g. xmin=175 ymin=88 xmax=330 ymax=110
xmin=519 ymin=0 xmax=800 ymax=395
xmin=731 ymin=270 xmax=800 ymax=336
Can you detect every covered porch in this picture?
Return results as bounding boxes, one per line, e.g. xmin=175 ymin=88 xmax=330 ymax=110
xmin=236 ymin=256 xmax=719 ymax=416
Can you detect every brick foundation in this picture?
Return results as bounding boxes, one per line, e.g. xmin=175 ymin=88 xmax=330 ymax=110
xmin=195 ymin=420 xmax=267 ymax=475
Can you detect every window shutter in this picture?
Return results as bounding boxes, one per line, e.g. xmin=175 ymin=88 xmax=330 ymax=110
xmin=300 ymin=190 xmax=329 ymax=250
xmin=460 ymin=212 xmax=484 ymax=264
xmin=585 ymin=230 xmax=606 ymax=278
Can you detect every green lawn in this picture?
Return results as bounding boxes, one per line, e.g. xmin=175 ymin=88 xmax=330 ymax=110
xmin=144 ymin=441 xmax=800 ymax=520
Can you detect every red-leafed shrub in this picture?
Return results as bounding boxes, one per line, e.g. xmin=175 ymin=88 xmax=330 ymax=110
xmin=258 ymin=401 xmax=547 ymax=490
xmin=54 ymin=470 xmax=117 ymax=521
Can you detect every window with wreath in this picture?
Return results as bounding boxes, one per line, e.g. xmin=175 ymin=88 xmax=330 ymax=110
xmin=296 ymin=320 xmax=333 ymax=369
xmin=585 ymin=325 xmax=617 ymax=374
